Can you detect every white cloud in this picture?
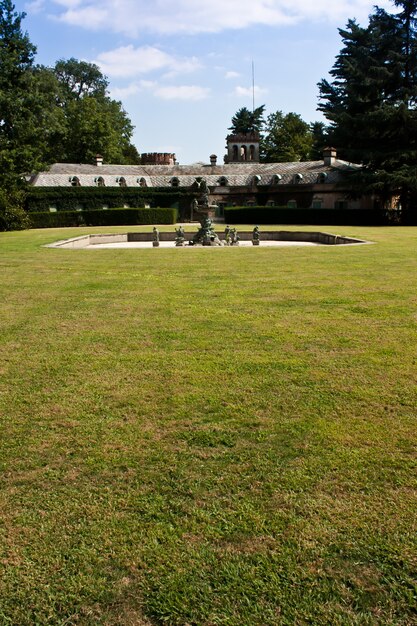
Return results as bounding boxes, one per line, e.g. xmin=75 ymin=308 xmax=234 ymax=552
xmin=235 ymin=85 xmax=268 ymax=97
xmin=225 ymin=71 xmax=241 ymax=79
xmin=94 ymin=45 xmax=201 ymax=78
xmin=154 ymin=85 xmax=210 ymax=101
xmin=25 ymin=0 xmax=45 ymax=12
xmin=51 ymin=0 xmax=394 ymax=36
xmin=110 ymin=80 xmax=210 ymax=101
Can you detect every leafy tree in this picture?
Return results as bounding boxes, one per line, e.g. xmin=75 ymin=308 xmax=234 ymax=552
xmin=61 ymin=96 xmax=137 ymax=164
xmin=229 ymin=105 xmax=265 ymax=134
xmin=54 ymin=57 xmax=108 ymax=101
xmin=261 ymin=111 xmax=313 ymax=162
xmin=51 ymin=58 xmax=140 ymax=164
xmin=0 ymin=0 xmax=55 ymax=184
xmin=0 ymin=187 xmax=28 ymax=231
xmin=318 ymin=1 xmax=417 ymax=208
xmin=0 ymin=1 xmax=66 ymax=228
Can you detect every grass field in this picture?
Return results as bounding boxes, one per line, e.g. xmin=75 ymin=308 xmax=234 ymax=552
xmin=0 ymin=224 xmax=416 ymax=625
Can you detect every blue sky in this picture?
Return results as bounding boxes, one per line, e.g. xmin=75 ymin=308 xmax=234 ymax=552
xmin=19 ymin=0 xmax=393 ymax=164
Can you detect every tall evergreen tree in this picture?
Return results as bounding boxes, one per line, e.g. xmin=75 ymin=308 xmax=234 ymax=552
xmin=318 ymin=1 xmax=417 ymax=209
xmin=228 ymin=105 xmax=265 ymax=134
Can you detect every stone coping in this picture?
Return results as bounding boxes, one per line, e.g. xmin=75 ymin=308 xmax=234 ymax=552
xmin=45 ymin=231 xmax=370 ymax=249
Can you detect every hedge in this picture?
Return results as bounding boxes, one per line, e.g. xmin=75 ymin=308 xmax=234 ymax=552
xmin=25 ymin=187 xmax=184 ymax=212
xmin=29 ymin=207 xmax=177 ymax=229
xmin=224 ymin=206 xmax=388 ymax=226
xmin=401 ymin=210 xmax=417 ymax=225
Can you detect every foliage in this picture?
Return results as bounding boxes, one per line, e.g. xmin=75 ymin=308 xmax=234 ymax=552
xmin=261 ymin=111 xmax=314 ymax=162
xmin=54 ymin=57 xmax=108 ymax=101
xmin=224 ymin=205 xmax=388 ymax=225
xmin=0 ymin=1 xmax=64 ymax=188
xmin=29 ymin=207 xmax=177 ymax=228
xmin=318 ymin=0 xmax=417 ymax=208
xmin=25 ymin=187 xmax=184 ymax=212
xmin=310 ymin=121 xmax=329 ymax=160
xmin=228 ymin=105 xmax=265 ymax=134
xmin=50 ymin=58 xmax=140 ymax=164
xmin=0 ymin=187 xmax=29 ymax=230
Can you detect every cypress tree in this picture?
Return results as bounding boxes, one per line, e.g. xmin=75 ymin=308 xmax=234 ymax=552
xmin=318 ymin=1 xmax=417 ymax=209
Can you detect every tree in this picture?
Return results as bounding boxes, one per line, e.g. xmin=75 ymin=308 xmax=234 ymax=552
xmin=261 ymin=111 xmax=313 ymax=162
xmin=310 ymin=121 xmax=329 ymax=160
xmin=0 ymin=1 xmax=66 ymax=228
xmin=51 ymin=58 xmax=140 ymax=164
xmin=0 ymin=1 xmax=51 ymax=184
xmin=54 ymin=57 xmax=108 ymax=101
xmin=318 ymin=1 xmax=417 ymax=208
xmin=229 ymin=105 xmax=265 ymax=134
xmin=61 ymin=96 xmax=137 ymax=164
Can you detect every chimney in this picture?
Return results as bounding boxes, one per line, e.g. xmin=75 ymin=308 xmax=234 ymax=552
xmin=95 ymin=154 xmax=103 ymax=167
xmin=323 ymin=147 xmax=337 ymax=166
xmin=210 ymin=154 xmax=217 ymax=166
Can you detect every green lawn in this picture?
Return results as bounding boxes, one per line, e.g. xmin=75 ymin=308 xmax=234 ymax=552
xmin=0 ymin=225 xmax=416 ymax=625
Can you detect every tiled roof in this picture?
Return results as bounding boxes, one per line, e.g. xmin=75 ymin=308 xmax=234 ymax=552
xmin=32 ymin=160 xmax=359 ymax=188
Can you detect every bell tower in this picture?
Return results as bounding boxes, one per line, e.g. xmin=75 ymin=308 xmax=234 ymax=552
xmin=225 ymin=132 xmax=260 ymax=163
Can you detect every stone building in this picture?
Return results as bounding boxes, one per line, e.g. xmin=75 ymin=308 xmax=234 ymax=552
xmin=31 ymin=133 xmax=372 ymax=217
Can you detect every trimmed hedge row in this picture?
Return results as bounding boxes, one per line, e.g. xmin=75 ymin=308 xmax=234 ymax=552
xmin=26 ymin=187 xmax=184 ymax=212
xmin=224 ymin=206 xmax=389 ymax=226
xmin=401 ymin=210 xmax=417 ymax=225
xmin=29 ymin=207 xmax=177 ymax=229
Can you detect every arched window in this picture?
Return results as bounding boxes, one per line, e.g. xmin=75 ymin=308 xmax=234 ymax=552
xmin=138 ymin=177 xmax=147 ymax=187
xmin=95 ymin=176 xmax=105 ymax=187
xmin=69 ymin=176 xmax=80 ymax=187
xmin=317 ymin=172 xmax=328 ymax=184
xmin=117 ymin=176 xmax=127 ymax=187
xmin=218 ymin=176 xmax=228 ymax=187
xmin=293 ymin=173 xmax=303 ymax=184
xmin=232 ymin=145 xmax=238 ymax=161
xmin=271 ymin=174 xmax=282 ymax=185
xmin=170 ymin=177 xmax=180 ymax=187
xmin=249 ymin=145 xmax=255 ymax=161
xmin=240 ymin=145 xmax=247 ymax=161
xmin=312 ymin=197 xmax=323 ymax=209
xmin=253 ymin=175 xmax=261 ymax=186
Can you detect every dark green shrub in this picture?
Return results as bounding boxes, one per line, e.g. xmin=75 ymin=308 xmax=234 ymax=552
xmin=28 ymin=207 xmax=177 ymax=229
xmin=401 ymin=210 xmax=417 ymax=225
xmin=25 ymin=187 xmax=184 ymax=212
xmin=224 ymin=206 xmax=388 ymax=226
xmin=0 ymin=188 xmax=30 ymax=231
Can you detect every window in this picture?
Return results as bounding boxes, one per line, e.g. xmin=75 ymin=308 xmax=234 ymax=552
xmin=232 ymin=145 xmax=238 ymax=161
xmin=266 ymin=200 xmax=275 ymax=207
xmin=138 ymin=177 xmax=147 ymax=187
xmin=293 ymin=173 xmax=303 ymax=183
xmin=249 ymin=145 xmax=255 ymax=161
xmin=118 ymin=176 xmax=127 ymax=187
xmin=335 ymin=200 xmax=348 ymax=209
xmin=240 ymin=145 xmax=247 ymax=161
xmin=253 ymin=175 xmax=261 ymax=186
xmin=218 ymin=176 xmax=228 ymax=187
xmin=95 ymin=176 xmax=105 ymax=187
xmin=271 ymin=174 xmax=282 ymax=185
xmin=69 ymin=176 xmax=80 ymax=187
xmin=312 ymin=198 xmax=323 ymax=209
xmin=287 ymin=200 xmax=297 ymax=209
xmin=170 ymin=177 xmax=180 ymax=187
xmin=317 ymin=172 xmax=328 ymax=184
